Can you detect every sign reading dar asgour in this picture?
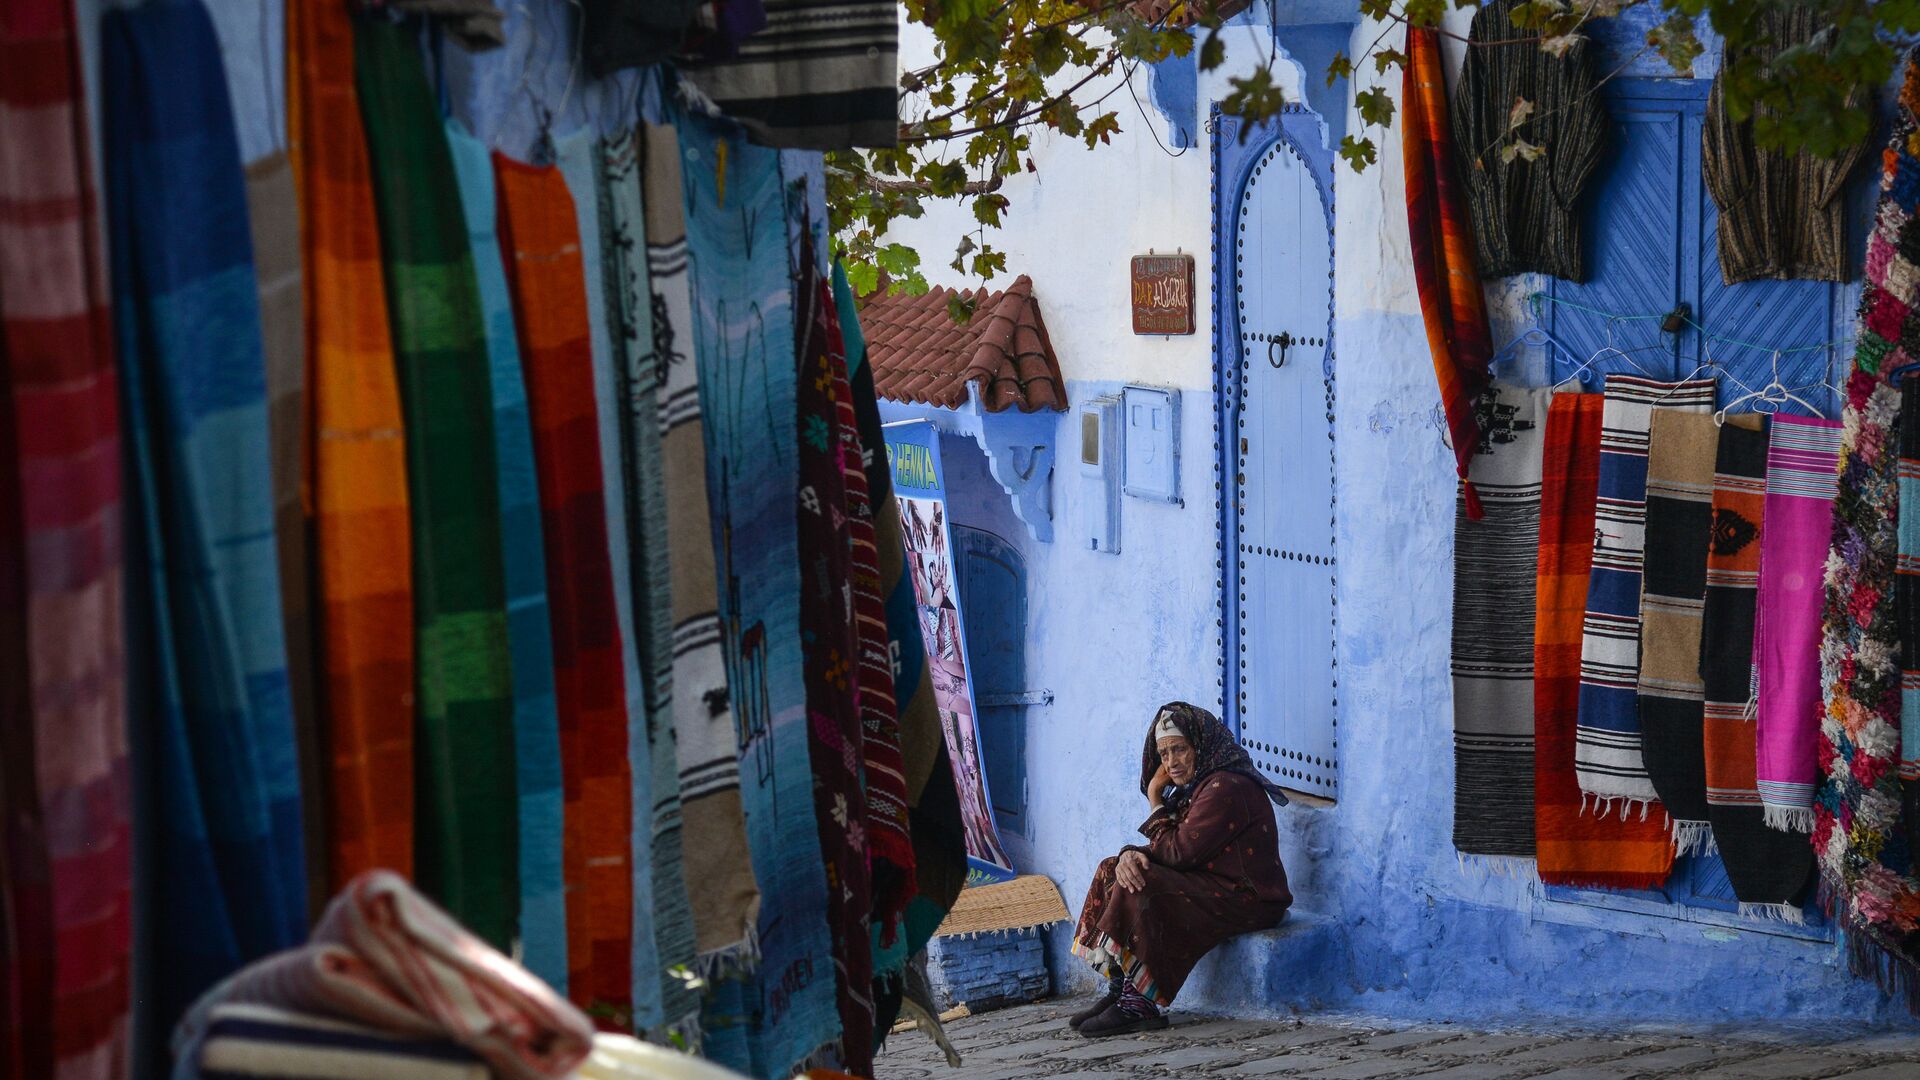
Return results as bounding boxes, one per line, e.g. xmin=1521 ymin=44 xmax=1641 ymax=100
xmin=1130 ymin=252 xmax=1195 ymax=335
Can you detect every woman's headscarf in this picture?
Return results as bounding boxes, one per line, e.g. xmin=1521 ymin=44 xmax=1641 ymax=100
xmin=1140 ymin=702 xmax=1290 ymax=810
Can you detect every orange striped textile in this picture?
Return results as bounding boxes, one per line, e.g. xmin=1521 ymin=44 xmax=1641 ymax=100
xmin=1533 ymin=393 xmax=1675 ymax=889
xmin=493 ymin=154 xmax=633 ymax=1020
xmin=288 ymin=0 xmax=416 ymax=886
xmin=1402 ymin=25 xmax=1495 ymax=518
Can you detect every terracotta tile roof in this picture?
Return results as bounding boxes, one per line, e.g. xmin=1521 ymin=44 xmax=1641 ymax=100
xmin=860 ymin=275 xmax=1067 ymax=413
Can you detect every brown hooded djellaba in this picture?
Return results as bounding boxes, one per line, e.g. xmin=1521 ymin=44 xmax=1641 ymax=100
xmin=1072 ymin=703 xmax=1292 ymax=1006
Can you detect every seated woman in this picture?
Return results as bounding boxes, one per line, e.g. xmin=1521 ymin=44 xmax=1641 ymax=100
xmin=1069 ymin=702 xmax=1292 ymax=1037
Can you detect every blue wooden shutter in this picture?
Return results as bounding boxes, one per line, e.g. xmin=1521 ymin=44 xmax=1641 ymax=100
xmin=953 ymin=525 xmax=1032 ymax=841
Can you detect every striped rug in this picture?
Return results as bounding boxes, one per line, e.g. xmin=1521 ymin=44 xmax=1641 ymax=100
xmin=679 ymin=0 xmax=900 ymax=149
xmin=1900 ymin=381 xmax=1920 ymax=857
xmin=104 ymin=2 xmax=310 ymax=1055
xmin=1574 ymin=374 xmax=1715 ymax=811
xmin=1636 ymin=410 xmax=1722 ymax=855
xmin=1756 ymin=415 xmax=1843 ymax=832
xmin=496 ymin=153 xmax=634 ymax=1022
xmin=1450 ymin=383 xmax=1549 ymax=858
xmin=288 ymin=0 xmax=417 ymax=888
xmin=355 ymin=13 xmax=517 ymax=953
xmin=1701 ymin=416 xmax=1812 ymax=920
xmin=0 ymin=0 xmax=133 ymax=1073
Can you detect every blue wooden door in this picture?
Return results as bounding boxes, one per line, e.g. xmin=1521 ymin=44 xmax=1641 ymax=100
xmin=1214 ymin=108 xmax=1340 ymax=799
xmin=1547 ymin=80 xmax=1843 ymax=415
xmin=953 ymin=525 xmax=1032 ymax=843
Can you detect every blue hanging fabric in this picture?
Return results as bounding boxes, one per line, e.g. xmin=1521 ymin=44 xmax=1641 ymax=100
xmin=102 ymin=0 xmax=307 ymax=1058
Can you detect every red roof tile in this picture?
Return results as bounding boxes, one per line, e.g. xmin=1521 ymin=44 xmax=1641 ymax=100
xmin=860 ymin=275 xmax=1067 ymax=413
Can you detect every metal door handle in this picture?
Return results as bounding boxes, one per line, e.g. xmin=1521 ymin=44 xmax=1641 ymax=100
xmin=1269 ymin=332 xmax=1293 ymax=369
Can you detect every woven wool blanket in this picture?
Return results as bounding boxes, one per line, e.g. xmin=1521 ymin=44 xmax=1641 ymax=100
xmin=445 ymin=121 xmax=567 ymax=995
xmin=600 ymin=129 xmax=700 ymax=1036
xmin=679 ymin=0 xmax=899 ymax=150
xmin=104 ymin=4 xmax=310 ymax=1059
xmin=1403 ymin=25 xmax=1496 ymax=519
xmin=244 ymin=151 xmax=328 ymax=921
xmin=641 ymin=122 xmax=761 ymax=977
xmin=1575 ymin=374 xmax=1716 ymax=809
xmin=555 ymin=130 xmax=661 ymax=1029
xmin=825 ymin=266 xmax=917 ymax=945
xmin=1450 ymin=383 xmax=1549 ymax=858
xmin=1756 ymin=415 xmax=1843 ymax=832
xmin=289 ymin=0 xmax=417 ymax=888
xmin=1637 ymin=410 xmax=1722 ymax=855
xmin=1817 ymin=51 xmax=1920 ymax=1003
xmin=496 ymin=154 xmax=634 ymax=1021
xmin=1701 ymin=417 xmax=1812 ymax=919
xmin=174 ymin=871 xmax=594 ymax=1080
xmin=1534 ymin=392 xmax=1675 ymax=889
xmin=796 ymin=261 xmax=878 ymax=1074
xmin=833 ymin=262 xmax=967 ymax=1015
xmin=679 ymin=114 xmax=841 ymax=1078
xmin=357 ymin=15 xmax=518 ymax=953
xmin=1900 ymin=381 xmax=1920 ymax=859
xmin=182 ymin=1003 xmax=488 ymax=1080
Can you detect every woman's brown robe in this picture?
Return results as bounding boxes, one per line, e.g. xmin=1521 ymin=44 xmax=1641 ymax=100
xmin=1072 ymin=769 xmax=1291 ymax=1005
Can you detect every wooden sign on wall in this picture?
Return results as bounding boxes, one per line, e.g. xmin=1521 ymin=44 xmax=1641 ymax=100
xmin=1131 ymin=253 xmax=1195 ymax=335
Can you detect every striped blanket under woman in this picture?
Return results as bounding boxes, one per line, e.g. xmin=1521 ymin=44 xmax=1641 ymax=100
xmin=1575 ymin=374 xmax=1715 ymax=810
xmin=679 ymin=113 xmax=840 ymax=1078
xmin=1450 ymin=383 xmax=1549 ymax=858
xmin=289 ymin=0 xmax=417 ymax=888
xmin=1900 ymin=381 xmax=1920 ymax=858
xmin=1636 ymin=410 xmax=1722 ymax=855
xmin=105 ymin=2 xmax=309 ymax=1058
xmin=244 ymin=151 xmax=327 ymax=919
xmin=1402 ymin=25 xmax=1495 ymax=519
xmin=1756 ymin=415 xmax=1843 ymax=832
xmin=1701 ymin=417 xmax=1812 ymax=920
xmin=445 ymin=121 xmax=567 ymax=995
xmin=1534 ymin=392 xmax=1675 ymax=889
xmin=642 ymin=122 xmax=761 ymax=980
xmin=356 ymin=14 xmax=517 ymax=953
xmin=496 ymin=153 xmax=634 ymax=1020
xmin=0 ymin=1 xmax=134 ymax=1071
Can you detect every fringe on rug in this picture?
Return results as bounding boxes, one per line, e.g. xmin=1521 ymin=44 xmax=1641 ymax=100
xmin=1847 ymin=924 xmax=1920 ymax=1018
xmin=1454 ymin=852 xmax=1534 ymax=880
xmin=1670 ymin=819 xmax=1718 ymax=858
xmin=1736 ymin=901 xmax=1806 ymax=925
xmin=692 ymin=922 xmax=763 ymax=982
xmin=1580 ymin=792 xmax=1656 ymax=822
xmin=1762 ymin=804 xmax=1816 ymax=833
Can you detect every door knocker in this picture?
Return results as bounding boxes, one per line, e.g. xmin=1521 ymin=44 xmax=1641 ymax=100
xmin=1268 ymin=331 xmax=1294 ymax=369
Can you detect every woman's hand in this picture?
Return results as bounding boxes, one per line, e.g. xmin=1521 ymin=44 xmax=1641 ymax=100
xmin=1116 ymin=849 xmax=1150 ymax=893
xmin=1147 ymin=763 xmax=1171 ymax=809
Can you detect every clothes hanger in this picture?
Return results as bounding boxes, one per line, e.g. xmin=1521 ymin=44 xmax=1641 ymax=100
xmin=1553 ymin=317 xmax=1659 ymax=390
xmin=1713 ymin=350 xmax=1826 ymax=424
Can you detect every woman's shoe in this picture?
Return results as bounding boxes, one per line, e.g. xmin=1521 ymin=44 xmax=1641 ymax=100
xmin=1077 ymin=1002 xmax=1170 ymax=1038
xmin=1067 ymin=990 xmax=1121 ymax=1030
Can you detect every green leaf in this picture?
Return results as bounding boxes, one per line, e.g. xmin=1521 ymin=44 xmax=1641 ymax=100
xmin=1327 ymin=51 xmax=1354 ymax=86
xmin=1199 ymin=27 xmax=1225 ymax=70
xmin=1355 ymin=86 xmax=1395 ymax=128
xmin=843 ymin=259 xmax=879 ymax=297
xmin=1338 ymin=134 xmax=1377 ymax=172
xmin=1647 ymin=12 xmax=1703 ymax=75
xmin=875 ymin=242 xmax=920 ymax=276
xmin=946 ymin=293 xmax=977 ymax=325
xmin=1370 ymin=47 xmax=1405 ymax=75
xmin=971 ymin=193 xmax=1009 ymax=227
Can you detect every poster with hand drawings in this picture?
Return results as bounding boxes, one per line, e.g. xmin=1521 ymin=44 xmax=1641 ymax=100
xmin=883 ymin=420 xmax=1013 ymax=884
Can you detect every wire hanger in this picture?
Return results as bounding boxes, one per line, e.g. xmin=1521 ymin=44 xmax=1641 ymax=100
xmin=1714 ymin=350 xmax=1826 ymax=425
xmin=1553 ymin=315 xmax=1658 ymax=390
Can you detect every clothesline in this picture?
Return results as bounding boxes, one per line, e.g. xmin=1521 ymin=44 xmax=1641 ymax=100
xmin=1526 ymin=292 xmax=1851 ymax=358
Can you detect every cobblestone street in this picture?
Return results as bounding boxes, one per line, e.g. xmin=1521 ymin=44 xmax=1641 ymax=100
xmin=877 ymin=999 xmax=1920 ymax=1080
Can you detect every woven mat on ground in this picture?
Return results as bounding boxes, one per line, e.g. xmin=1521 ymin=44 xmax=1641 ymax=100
xmin=1574 ymin=374 xmax=1715 ymax=810
xmin=1451 ymin=383 xmax=1549 ymax=857
xmin=1637 ymin=410 xmax=1722 ymax=855
xmin=1534 ymin=392 xmax=1676 ymax=889
xmin=934 ymin=876 xmax=1071 ymax=938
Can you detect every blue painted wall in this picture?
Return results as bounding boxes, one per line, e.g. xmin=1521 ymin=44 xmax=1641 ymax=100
xmin=888 ymin=4 xmax=1920 ymax=1033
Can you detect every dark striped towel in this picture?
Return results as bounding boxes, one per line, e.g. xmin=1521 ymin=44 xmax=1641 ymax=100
xmin=1451 ymin=383 xmax=1550 ymax=857
xmin=1637 ymin=410 xmax=1722 ymax=855
xmin=186 ymin=1003 xmax=488 ymax=1080
xmin=1575 ymin=374 xmax=1716 ymax=811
